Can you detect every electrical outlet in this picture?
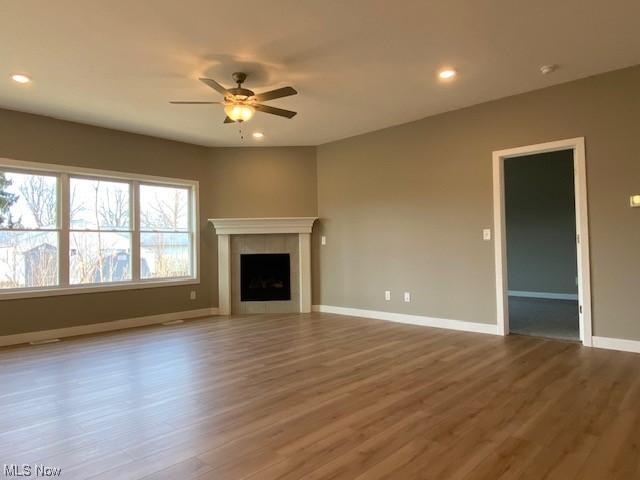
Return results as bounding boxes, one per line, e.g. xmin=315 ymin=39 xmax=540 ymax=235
xmin=385 ymin=290 xmax=391 ymax=301
xmin=404 ymin=292 xmax=411 ymax=302
xmin=190 ymin=290 xmax=196 ymax=300
xmin=321 ymin=235 xmax=327 ymax=245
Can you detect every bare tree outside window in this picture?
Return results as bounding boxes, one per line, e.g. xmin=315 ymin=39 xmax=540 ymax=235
xmin=19 ymin=174 xmax=56 ymax=228
xmin=140 ymin=185 xmax=191 ymax=279
xmin=99 ymin=186 xmax=129 ymax=230
xmin=1 ymin=163 xmax=196 ymax=294
xmin=0 ymin=171 xmax=58 ymax=289
xmin=0 ymin=172 xmax=20 ymax=228
xmin=69 ymin=178 xmax=131 ymax=284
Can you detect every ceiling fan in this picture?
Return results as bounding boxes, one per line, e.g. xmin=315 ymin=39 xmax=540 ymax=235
xmin=170 ymin=72 xmax=297 ymax=123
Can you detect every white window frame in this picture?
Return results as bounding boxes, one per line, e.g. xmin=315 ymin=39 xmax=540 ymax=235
xmin=0 ymin=157 xmax=199 ymax=300
xmin=138 ymin=181 xmax=196 ymax=282
xmin=0 ymin=168 xmax=62 ymax=289
xmin=68 ymin=175 xmax=135 ymax=286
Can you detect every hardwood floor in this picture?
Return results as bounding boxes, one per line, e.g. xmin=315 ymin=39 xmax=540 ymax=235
xmin=1 ymin=312 xmax=640 ymax=479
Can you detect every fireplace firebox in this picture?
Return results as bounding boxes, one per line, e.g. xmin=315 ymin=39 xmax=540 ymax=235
xmin=240 ymin=253 xmax=291 ymax=302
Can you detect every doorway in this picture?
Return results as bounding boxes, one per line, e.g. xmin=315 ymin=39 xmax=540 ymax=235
xmin=492 ymin=138 xmax=592 ymax=345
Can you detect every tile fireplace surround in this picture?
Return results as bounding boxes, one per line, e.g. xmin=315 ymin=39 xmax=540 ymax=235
xmin=209 ymin=217 xmax=317 ymax=315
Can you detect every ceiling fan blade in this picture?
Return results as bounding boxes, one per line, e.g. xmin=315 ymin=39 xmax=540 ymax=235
xmin=253 ymin=86 xmax=297 ymax=102
xmin=223 ymin=116 xmax=235 ymax=123
xmin=199 ymin=77 xmax=228 ymax=96
xmin=254 ymin=104 xmax=297 ymax=119
xmin=170 ymin=101 xmax=221 ymax=104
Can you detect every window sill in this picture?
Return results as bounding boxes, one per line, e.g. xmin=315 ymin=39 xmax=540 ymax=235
xmin=0 ymin=278 xmax=200 ymax=301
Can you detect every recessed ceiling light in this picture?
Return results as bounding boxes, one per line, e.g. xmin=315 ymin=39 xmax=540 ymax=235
xmin=438 ymin=68 xmax=457 ymax=80
xmin=11 ymin=74 xmax=31 ymax=84
xmin=252 ymin=132 xmax=264 ymax=139
xmin=540 ymin=64 xmax=558 ymax=75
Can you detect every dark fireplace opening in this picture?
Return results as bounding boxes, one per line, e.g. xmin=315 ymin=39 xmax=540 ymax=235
xmin=241 ymin=253 xmax=291 ymax=302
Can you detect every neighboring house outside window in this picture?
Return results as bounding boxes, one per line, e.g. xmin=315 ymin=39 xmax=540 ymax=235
xmin=0 ymin=160 xmax=198 ymax=299
xmin=0 ymin=171 xmax=59 ymax=289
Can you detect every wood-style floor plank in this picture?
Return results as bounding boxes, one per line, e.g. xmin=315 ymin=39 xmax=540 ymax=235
xmin=1 ymin=312 xmax=639 ymax=479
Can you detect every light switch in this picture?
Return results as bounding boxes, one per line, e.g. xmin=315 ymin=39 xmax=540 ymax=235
xmin=385 ymin=290 xmax=391 ymax=301
xmin=483 ymin=229 xmax=491 ymax=241
xmin=321 ymin=235 xmax=327 ymax=245
xmin=631 ymin=195 xmax=640 ymax=208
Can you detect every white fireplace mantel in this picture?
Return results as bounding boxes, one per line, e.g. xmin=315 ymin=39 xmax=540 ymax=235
xmin=208 ymin=217 xmax=317 ymax=315
xmin=209 ymin=217 xmax=317 ymax=235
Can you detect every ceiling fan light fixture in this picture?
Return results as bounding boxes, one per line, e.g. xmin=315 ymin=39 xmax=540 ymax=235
xmin=224 ymin=103 xmax=255 ymax=122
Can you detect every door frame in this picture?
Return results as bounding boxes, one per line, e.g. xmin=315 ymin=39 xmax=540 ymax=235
xmin=492 ymin=137 xmax=592 ymax=346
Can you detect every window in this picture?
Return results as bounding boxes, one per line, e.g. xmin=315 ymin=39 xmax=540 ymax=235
xmin=0 ymin=171 xmax=59 ymax=289
xmin=70 ymin=178 xmax=132 ymax=284
xmin=0 ymin=159 xmax=198 ymax=298
xmin=139 ymin=184 xmax=192 ymax=279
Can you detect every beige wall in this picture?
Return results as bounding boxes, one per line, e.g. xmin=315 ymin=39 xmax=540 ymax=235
xmin=2 ymin=65 xmax=638 ymax=342
xmin=206 ymin=147 xmax=317 ymax=218
xmin=315 ymin=65 xmax=640 ymax=340
xmin=0 ymin=110 xmax=317 ymax=335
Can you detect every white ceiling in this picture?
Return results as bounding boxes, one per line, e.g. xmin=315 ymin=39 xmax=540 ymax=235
xmin=1 ymin=0 xmax=639 ymax=147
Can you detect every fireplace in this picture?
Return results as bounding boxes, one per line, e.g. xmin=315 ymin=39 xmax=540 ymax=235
xmin=240 ymin=253 xmax=291 ymax=302
xmin=209 ymin=217 xmax=316 ymax=314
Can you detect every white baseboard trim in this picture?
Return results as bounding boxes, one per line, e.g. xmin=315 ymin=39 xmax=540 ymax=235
xmin=312 ymin=305 xmax=499 ymax=335
xmin=0 ymin=307 xmax=219 ymax=347
xmin=508 ymin=290 xmax=578 ymax=301
xmin=592 ymin=336 xmax=640 ymax=354
xmin=313 ymin=305 xmax=640 ymax=354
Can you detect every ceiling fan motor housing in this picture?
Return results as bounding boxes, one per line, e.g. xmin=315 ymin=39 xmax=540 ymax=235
xmin=228 ymin=72 xmax=253 ymax=99
xmin=232 ymin=71 xmax=248 ymax=84
xmin=227 ymin=87 xmax=255 ymax=99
